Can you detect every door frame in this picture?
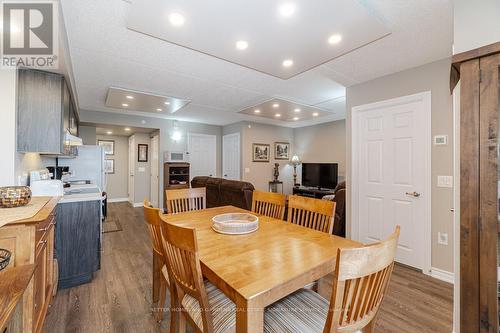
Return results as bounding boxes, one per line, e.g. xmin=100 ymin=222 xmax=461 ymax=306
xmin=350 ymin=91 xmax=432 ymax=275
xmin=187 ymin=132 xmax=217 ymax=179
xmin=150 ymin=133 xmax=160 ymax=207
xmin=222 ymin=132 xmax=241 ymax=180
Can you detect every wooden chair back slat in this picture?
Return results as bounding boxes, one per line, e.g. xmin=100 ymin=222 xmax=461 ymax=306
xmin=143 ymin=199 xmax=163 ymax=255
xmin=323 ymin=226 xmax=400 ymax=333
xmin=165 ymin=188 xmax=206 ymax=214
xmin=251 ymin=190 xmax=286 ymax=220
xmin=160 ymin=220 xmax=215 ymax=333
xmin=287 ymin=195 xmax=336 ymax=233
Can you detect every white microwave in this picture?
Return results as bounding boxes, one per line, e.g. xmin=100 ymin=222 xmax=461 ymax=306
xmin=164 ymin=151 xmax=189 ymax=162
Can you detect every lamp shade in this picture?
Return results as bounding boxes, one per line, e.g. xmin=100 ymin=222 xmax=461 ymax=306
xmin=291 ymin=155 xmax=301 ymax=165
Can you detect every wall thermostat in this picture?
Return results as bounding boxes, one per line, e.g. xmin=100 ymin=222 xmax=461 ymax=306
xmin=434 ymin=135 xmax=448 ymax=145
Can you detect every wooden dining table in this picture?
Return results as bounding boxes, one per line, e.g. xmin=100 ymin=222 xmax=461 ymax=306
xmin=161 ymin=205 xmax=361 ymax=333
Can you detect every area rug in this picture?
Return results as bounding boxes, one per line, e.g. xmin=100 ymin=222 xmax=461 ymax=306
xmin=103 ymin=217 xmax=123 ymax=233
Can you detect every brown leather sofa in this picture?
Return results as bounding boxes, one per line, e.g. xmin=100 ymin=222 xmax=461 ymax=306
xmin=191 ymin=176 xmax=255 ymax=210
xmin=331 ymin=181 xmax=346 ymax=237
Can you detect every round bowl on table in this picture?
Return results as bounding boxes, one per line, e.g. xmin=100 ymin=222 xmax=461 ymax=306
xmin=212 ymin=213 xmax=259 ymax=235
xmin=0 ymin=186 xmax=32 ymax=208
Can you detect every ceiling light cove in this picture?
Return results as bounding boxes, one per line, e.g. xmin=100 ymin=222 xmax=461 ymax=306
xmin=168 ymin=12 xmax=185 ymax=27
xmin=282 ymin=59 xmax=293 ymax=67
xmin=236 ymin=40 xmax=248 ymax=50
xmin=278 ymin=3 xmax=296 ymax=17
xmin=328 ymin=34 xmax=342 ymax=45
xmin=122 ymin=103 xmax=129 ymax=107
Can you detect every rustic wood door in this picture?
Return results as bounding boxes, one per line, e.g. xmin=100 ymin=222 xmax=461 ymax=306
xmin=458 ymin=49 xmax=500 ymax=332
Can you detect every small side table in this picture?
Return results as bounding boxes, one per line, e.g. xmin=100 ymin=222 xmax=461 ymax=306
xmin=269 ymin=181 xmax=283 ymax=193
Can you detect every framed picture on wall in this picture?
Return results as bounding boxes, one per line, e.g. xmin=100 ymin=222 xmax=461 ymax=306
xmin=138 ymin=144 xmax=148 ymax=162
xmin=104 ymin=159 xmax=114 ymax=174
xmin=252 ymin=143 xmax=270 ymax=162
xmin=98 ymin=140 xmax=114 ymax=155
xmin=274 ymin=142 xmax=290 ymax=160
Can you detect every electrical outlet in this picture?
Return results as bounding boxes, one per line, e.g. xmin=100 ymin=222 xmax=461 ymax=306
xmin=437 ymin=176 xmax=453 ymax=188
xmin=438 ymin=232 xmax=448 ymax=246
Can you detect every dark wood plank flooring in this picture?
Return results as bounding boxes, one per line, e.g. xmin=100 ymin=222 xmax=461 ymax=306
xmin=44 ymin=202 xmax=453 ymax=333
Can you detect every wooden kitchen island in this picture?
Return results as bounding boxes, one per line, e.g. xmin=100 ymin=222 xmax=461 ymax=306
xmin=0 ymin=196 xmax=59 ymax=333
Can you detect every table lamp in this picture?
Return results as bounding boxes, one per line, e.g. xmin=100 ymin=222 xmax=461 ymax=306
xmin=291 ymin=155 xmax=301 ymax=187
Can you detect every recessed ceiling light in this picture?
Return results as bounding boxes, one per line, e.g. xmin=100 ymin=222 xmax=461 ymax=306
xmin=272 ymin=103 xmax=279 ymax=108
xmin=122 ymin=103 xmax=129 ymax=107
xmin=156 ymin=108 xmax=163 ymax=112
xmin=278 ymin=3 xmax=296 ymax=17
xmin=254 ymin=109 xmax=261 ymax=113
xmin=236 ymin=40 xmax=248 ymax=50
xmin=126 ymin=95 xmax=134 ymax=100
xmin=293 ymin=117 xmax=299 ymax=121
xmin=328 ymin=34 xmax=342 ymax=45
xmin=124 ymin=127 xmax=131 ymax=131
xmin=282 ymin=59 xmax=294 ymax=67
xmin=294 ymin=108 xmax=301 ymax=113
xmin=106 ymin=131 xmax=113 ymax=135
xmin=312 ymin=112 xmax=319 ymax=116
xmin=169 ymin=13 xmax=185 ymax=27
xmin=164 ymin=101 xmax=171 ymax=105
xmin=275 ymin=114 xmax=281 ymax=117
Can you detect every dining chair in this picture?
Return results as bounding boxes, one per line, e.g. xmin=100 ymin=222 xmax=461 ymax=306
xmin=160 ymin=220 xmax=236 ymax=333
xmin=165 ymin=187 xmax=207 ymax=214
xmin=142 ymin=199 xmax=171 ymax=322
xmin=251 ymin=190 xmax=286 ymax=220
xmin=287 ymin=195 xmax=336 ymax=234
xmin=265 ymin=226 xmax=400 ymax=333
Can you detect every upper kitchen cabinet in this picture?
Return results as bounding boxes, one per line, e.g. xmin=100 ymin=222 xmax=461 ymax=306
xmin=17 ymin=68 xmax=80 ymax=154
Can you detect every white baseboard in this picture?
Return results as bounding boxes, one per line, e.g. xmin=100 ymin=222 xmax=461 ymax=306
xmin=132 ymin=202 xmax=143 ymax=208
xmin=107 ymin=197 xmax=128 ymax=203
xmin=430 ymin=267 xmax=454 ymax=284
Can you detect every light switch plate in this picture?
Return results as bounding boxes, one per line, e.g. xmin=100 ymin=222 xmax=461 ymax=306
xmin=244 ymin=167 xmax=250 ymax=173
xmin=438 ymin=232 xmax=448 ymax=245
xmin=437 ymin=175 xmax=453 ymax=188
xmin=138 ymin=167 xmax=146 ymax=172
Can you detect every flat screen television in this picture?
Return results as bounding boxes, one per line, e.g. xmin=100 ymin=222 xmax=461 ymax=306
xmin=301 ymin=163 xmax=338 ymax=189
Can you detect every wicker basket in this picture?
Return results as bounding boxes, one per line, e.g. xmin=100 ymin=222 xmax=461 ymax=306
xmin=0 ymin=186 xmax=32 ymax=208
xmin=212 ymin=213 xmax=259 ymax=235
xmin=0 ymin=249 xmax=11 ymax=271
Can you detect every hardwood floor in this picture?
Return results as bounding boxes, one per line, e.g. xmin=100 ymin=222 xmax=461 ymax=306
xmin=44 ymin=202 xmax=453 ymax=333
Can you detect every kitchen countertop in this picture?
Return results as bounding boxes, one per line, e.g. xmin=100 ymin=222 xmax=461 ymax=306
xmin=5 ymin=196 xmax=60 ymax=226
xmin=60 ymin=184 xmax=104 ymax=204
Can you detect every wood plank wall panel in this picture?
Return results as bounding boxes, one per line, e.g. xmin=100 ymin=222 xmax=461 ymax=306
xmin=460 ymin=59 xmax=481 ymax=333
xmin=478 ymin=54 xmax=500 ymax=332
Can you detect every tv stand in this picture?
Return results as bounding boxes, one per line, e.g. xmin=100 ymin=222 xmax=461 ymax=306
xmin=293 ymin=186 xmax=335 ymax=199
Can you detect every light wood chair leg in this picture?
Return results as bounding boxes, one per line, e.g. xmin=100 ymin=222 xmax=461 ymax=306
xmin=152 ymin=251 xmax=161 ymax=303
xmin=155 ymin=278 xmax=167 ymax=322
xmin=169 ymin=287 xmax=178 ymax=333
xmin=178 ymin=311 xmax=187 ymax=333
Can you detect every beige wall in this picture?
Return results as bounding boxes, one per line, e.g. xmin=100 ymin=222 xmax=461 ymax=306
xmin=96 ymin=135 xmax=128 ymax=200
xmin=294 ymin=120 xmax=346 ymax=180
xmin=454 ymin=0 xmax=500 ymax=54
xmin=132 ymin=133 xmax=151 ymax=203
xmin=240 ymin=122 xmax=295 ymax=194
xmin=346 ymin=57 xmax=454 ymax=273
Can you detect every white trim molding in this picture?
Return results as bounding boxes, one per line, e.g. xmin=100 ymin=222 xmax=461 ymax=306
xmin=430 ymin=267 xmax=455 ymax=284
xmin=132 ymin=202 xmax=144 ymax=208
xmin=107 ymin=197 xmax=129 ymax=203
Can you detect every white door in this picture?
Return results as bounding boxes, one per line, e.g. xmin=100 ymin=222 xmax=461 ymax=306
xmin=128 ymin=135 xmax=135 ymax=204
xmin=187 ymin=133 xmax=217 ymax=180
xmin=352 ymin=92 xmax=431 ymax=271
xmin=222 ymin=133 xmax=240 ymax=180
xmin=150 ymin=134 xmax=159 ymax=207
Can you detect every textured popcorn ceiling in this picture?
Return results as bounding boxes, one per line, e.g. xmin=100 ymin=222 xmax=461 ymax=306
xmin=60 ymin=0 xmax=452 ymax=127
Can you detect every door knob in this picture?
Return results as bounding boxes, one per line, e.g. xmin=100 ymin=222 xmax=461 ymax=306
xmin=405 ymin=191 xmax=420 ymax=197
